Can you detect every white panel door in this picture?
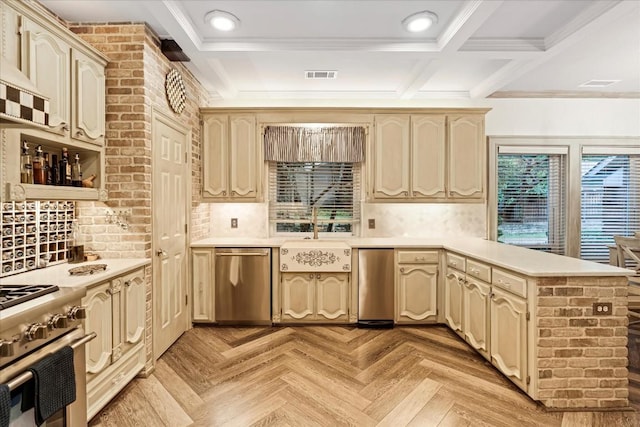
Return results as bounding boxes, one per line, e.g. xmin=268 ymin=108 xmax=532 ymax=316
xmin=153 ymin=111 xmax=189 ymax=358
xmin=83 ymin=281 xmax=112 ymax=379
xmin=396 ymin=264 xmax=438 ymax=323
xmin=373 ymin=115 xmax=410 ymax=198
xmin=444 ymin=268 xmax=464 ymax=336
xmin=316 ymin=273 xmax=349 ymax=321
xmin=411 ymin=115 xmax=446 ymax=198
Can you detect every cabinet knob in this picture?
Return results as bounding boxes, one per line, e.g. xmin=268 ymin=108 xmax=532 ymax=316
xmin=400 ymin=267 xmax=405 ymax=273
xmin=316 ymin=273 xmax=320 ymax=279
xmin=156 ymin=249 xmax=167 ymax=257
xmin=232 ymin=190 xmax=237 ymax=196
xmin=309 ymin=273 xmax=314 ymax=279
xmin=61 ymin=123 xmax=70 ymax=131
xmin=222 ymin=191 xmax=227 ymax=196
xmin=76 ymin=129 xmax=85 ymax=137
xmin=403 ymin=191 xmax=408 ymax=196
xmin=125 ymin=280 xmax=131 ymax=287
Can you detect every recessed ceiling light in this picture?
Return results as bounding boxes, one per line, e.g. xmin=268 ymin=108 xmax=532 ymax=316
xmin=205 ymin=10 xmax=240 ymax=32
xmin=402 ymin=11 xmax=438 ymax=33
xmin=579 ymin=79 xmax=620 ymax=88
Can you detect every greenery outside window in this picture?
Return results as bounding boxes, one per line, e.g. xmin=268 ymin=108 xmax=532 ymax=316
xmin=496 ymin=149 xmax=567 ymax=254
xmin=268 ymin=162 xmax=360 ymax=235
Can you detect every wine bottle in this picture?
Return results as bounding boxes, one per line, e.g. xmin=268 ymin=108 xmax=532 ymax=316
xmin=51 ymin=154 xmax=59 ymax=185
xmin=72 ymin=152 xmax=82 ymax=187
xmin=20 ymin=140 xmax=33 ymax=184
xmin=59 ymin=147 xmax=71 ymax=186
xmin=44 ymin=152 xmax=52 ymax=185
xmin=32 ymin=145 xmax=46 ymax=184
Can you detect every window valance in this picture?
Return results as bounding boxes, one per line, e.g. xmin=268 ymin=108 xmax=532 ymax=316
xmin=264 ymin=126 xmax=365 ymax=163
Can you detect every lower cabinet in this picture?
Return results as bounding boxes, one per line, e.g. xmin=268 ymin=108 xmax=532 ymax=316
xmin=281 ymin=272 xmax=349 ymax=322
xmin=83 ymin=267 xmax=146 ymax=420
xmin=490 ymin=286 xmax=528 ymax=391
xmin=463 ymin=277 xmax=490 ymax=360
xmin=395 ymin=250 xmax=438 ymax=323
xmin=444 ymin=267 xmax=464 ymax=336
xmin=191 ymin=248 xmax=214 ymax=322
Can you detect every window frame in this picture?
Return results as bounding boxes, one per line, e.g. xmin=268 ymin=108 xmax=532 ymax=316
xmin=488 ymin=137 xmax=640 ymax=260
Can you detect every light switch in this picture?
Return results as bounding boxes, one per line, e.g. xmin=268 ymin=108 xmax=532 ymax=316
xmin=231 ymin=218 xmax=238 ymax=228
xmin=368 ymin=218 xmax=375 ymax=229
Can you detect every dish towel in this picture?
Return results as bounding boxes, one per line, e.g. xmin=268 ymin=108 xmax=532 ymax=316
xmin=0 ymin=384 xmax=10 ymax=427
xmin=28 ymin=346 xmax=76 ymax=426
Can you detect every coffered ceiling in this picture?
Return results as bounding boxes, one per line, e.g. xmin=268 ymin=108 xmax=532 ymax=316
xmin=39 ymin=0 xmax=640 ymax=103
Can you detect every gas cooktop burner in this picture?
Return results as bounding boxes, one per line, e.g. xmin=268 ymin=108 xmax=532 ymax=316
xmin=0 ymin=284 xmax=60 ymax=310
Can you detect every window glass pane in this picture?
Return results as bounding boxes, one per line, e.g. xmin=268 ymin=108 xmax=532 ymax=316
xmin=580 ymin=155 xmax=640 ymax=262
xmin=269 ymin=162 xmax=360 ymax=233
xmin=497 ymin=154 xmax=566 ymax=254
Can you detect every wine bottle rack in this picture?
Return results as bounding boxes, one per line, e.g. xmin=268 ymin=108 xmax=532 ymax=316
xmin=1 ymin=200 xmax=75 ymax=277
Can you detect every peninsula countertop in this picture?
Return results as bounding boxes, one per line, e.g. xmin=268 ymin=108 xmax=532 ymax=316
xmin=191 ymin=236 xmax=634 ymax=278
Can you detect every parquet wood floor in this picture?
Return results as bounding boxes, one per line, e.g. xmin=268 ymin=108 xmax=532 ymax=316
xmin=89 ymin=325 xmax=639 ymax=427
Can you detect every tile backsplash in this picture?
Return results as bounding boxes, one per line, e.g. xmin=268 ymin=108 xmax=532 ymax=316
xmin=208 ymin=202 xmax=486 ymax=239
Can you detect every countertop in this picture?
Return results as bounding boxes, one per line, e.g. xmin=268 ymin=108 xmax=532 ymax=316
xmin=0 ymin=258 xmax=151 ymax=289
xmin=191 ymin=237 xmax=634 ymax=278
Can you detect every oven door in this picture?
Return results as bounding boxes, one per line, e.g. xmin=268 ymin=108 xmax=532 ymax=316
xmin=0 ymin=328 xmax=95 ymax=426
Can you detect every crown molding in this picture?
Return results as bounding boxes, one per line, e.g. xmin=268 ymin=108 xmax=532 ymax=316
xmin=488 ymin=90 xmax=640 ymax=99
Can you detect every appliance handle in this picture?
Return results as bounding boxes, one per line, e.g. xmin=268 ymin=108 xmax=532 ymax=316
xmin=215 ymin=252 xmax=268 ymax=257
xmin=5 ymin=332 xmax=97 ymax=391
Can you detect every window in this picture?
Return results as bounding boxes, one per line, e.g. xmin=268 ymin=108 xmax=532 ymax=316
xmin=580 ymin=152 xmax=640 ymax=261
xmin=496 ymin=148 xmax=567 ymax=254
xmin=268 ymin=162 xmax=361 ymax=234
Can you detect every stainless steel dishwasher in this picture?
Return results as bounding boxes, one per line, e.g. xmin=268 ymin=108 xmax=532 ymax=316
xmin=358 ymin=249 xmax=395 ymax=328
xmin=215 ymin=248 xmax=271 ymax=325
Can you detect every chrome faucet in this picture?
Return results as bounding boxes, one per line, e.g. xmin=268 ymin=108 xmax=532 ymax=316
xmin=312 ymin=206 xmax=319 ymax=240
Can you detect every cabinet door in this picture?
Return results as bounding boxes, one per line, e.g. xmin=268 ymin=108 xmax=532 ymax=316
xmin=202 ymin=114 xmax=229 ymax=198
xmin=0 ymin=3 xmax=21 ymax=69
xmin=123 ymin=268 xmax=146 ymax=350
xmin=373 ymin=115 xmax=410 ymax=198
xmin=23 ymin=21 xmax=70 ymax=130
xmin=411 ymin=115 xmax=446 ymax=198
xmin=83 ymin=281 xmax=112 ymax=378
xmin=444 ymin=268 xmax=464 ymax=336
xmin=490 ymin=287 xmax=528 ymax=391
xmin=316 ymin=273 xmax=349 ymax=321
xmin=71 ymin=49 xmax=105 ymax=145
xmin=192 ymin=249 xmax=214 ymax=322
xmin=396 ymin=264 xmax=437 ymax=323
xmin=281 ymin=273 xmax=315 ymax=321
xmin=229 ymin=115 xmax=258 ymax=199
xmin=447 ymin=115 xmax=485 ymax=199
xmin=463 ymin=278 xmax=490 ymax=360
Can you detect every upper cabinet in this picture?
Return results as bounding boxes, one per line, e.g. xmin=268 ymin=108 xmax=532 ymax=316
xmin=201 ymin=113 xmax=260 ymax=201
xmin=21 ymin=15 xmax=106 ymax=146
xmin=371 ymin=112 xmax=485 ymax=202
xmin=0 ymin=0 xmax=108 ymax=202
xmin=447 ymin=115 xmax=485 ymax=200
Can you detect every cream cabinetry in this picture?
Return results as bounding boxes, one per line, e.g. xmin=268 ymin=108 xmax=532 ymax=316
xmin=490 ymin=286 xmax=528 ymax=391
xmin=201 ymin=114 xmax=259 ymax=201
xmin=82 ymin=267 xmax=146 ymax=420
xmin=191 ymin=248 xmax=215 ymax=322
xmin=395 ymin=250 xmax=438 ymax=323
xmin=0 ymin=0 xmax=107 ymax=202
xmin=371 ymin=113 xmax=484 ymax=201
xmin=281 ymin=272 xmax=349 ymax=322
xmin=447 ymin=115 xmax=485 ymax=199
xmin=444 ymin=251 xmax=529 ymax=391
xmin=21 ymin=13 xmax=106 ymax=145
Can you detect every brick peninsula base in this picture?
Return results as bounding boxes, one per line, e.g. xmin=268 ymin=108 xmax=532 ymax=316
xmin=535 ymin=276 xmax=629 ymax=409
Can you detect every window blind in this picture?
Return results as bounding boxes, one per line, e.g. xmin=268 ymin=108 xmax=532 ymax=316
xmin=269 ymin=162 xmax=360 ymax=233
xmin=580 ymin=154 xmax=640 ymax=262
xmin=497 ymin=153 xmax=567 ymax=254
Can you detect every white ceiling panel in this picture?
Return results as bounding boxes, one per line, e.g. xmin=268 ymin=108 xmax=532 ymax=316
xmin=38 ymin=0 xmax=640 ymax=102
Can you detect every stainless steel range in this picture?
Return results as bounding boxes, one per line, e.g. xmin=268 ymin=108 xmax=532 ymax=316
xmin=0 ymin=283 xmax=94 ymax=425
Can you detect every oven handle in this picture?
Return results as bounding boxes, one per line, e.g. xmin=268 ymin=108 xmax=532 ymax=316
xmin=5 ymin=332 xmax=96 ymax=392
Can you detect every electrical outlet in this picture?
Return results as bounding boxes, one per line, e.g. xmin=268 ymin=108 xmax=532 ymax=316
xmin=368 ymin=218 xmax=375 ymax=229
xmin=593 ymin=302 xmax=612 ymax=315
xmin=231 ymin=218 xmax=238 ymax=228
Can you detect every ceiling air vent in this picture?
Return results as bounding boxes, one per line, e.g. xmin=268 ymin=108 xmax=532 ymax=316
xmin=305 ymin=70 xmax=337 ymax=79
xmin=579 ymin=79 xmax=620 ymax=88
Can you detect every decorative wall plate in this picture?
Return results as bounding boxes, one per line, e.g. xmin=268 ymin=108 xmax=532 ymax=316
xmin=68 ymin=263 xmax=107 ymax=276
xmin=165 ymin=69 xmax=186 ymax=114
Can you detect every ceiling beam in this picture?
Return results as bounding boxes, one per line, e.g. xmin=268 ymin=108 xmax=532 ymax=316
xmin=437 ymin=0 xmax=504 ymax=53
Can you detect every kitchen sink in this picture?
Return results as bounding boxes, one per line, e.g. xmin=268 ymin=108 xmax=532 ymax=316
xmin=279 ymin=240 xmax=352 ymax=272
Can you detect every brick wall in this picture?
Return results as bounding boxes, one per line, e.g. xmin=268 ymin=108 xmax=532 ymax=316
xmin=536 ymin=276 xmax=629 ymax=408
xmin=67 ymin=22 xmax=211 ymax=372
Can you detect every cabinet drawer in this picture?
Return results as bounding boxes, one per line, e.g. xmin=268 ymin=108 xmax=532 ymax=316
xmin=492 ymin=268 xmax=527 ymax=298
xmin=466 ymin=259 xmax=491 ymax=282
xmin=397 ymin=250 xmax=438 ymax=264
xmin=446 ymin=252 xmax=466 ymax=271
